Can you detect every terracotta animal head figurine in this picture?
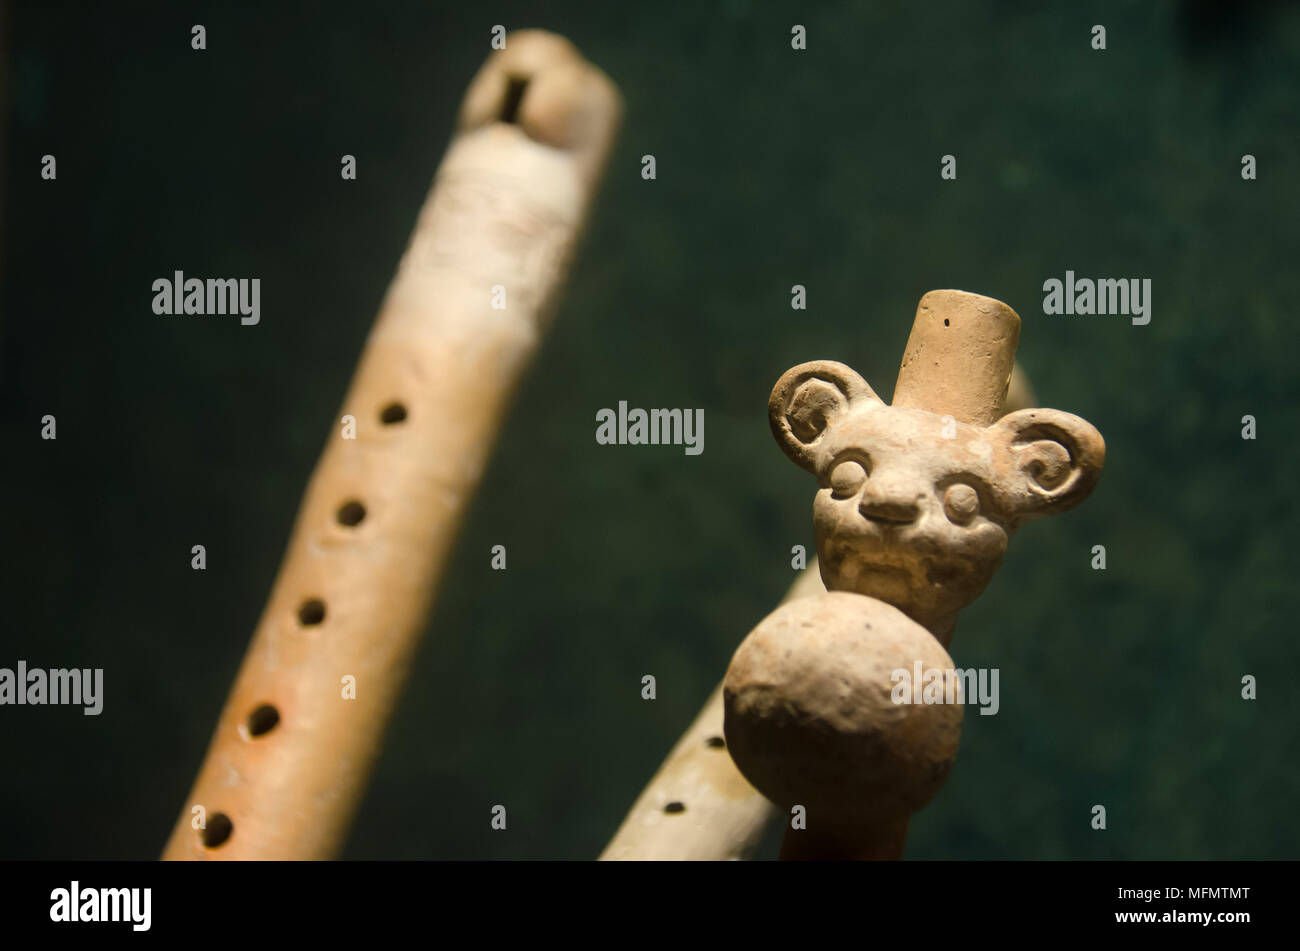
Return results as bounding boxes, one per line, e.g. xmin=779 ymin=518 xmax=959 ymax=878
xmin=724 ymin=290 xmax=1106 ymax=860
xmin=770 ymin=359 xmax=1104 ymax=644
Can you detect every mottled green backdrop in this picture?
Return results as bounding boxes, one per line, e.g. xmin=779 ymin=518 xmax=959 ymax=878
xmin=2 ymin=0 xmax=1297 ymax=859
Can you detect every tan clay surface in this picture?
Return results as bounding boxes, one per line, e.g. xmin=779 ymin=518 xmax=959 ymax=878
xmin=892 ymin=289 xmax=1021 ymax=427
xmin=724 ymin=592 xmax=963 ymax=860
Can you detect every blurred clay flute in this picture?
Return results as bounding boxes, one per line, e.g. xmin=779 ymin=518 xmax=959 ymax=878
xmin=163 ymin=31 xmax=620 ymax=860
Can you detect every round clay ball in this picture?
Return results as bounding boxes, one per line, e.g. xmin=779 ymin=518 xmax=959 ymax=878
xmin=723 ymin=591 xmax=963 ymax=828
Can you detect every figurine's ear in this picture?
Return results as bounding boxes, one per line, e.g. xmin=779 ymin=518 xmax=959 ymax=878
xmin=989 ymin=408 xmax=1105 ymax=519
xmin=769 ymin=361 xmax=881 ymax=473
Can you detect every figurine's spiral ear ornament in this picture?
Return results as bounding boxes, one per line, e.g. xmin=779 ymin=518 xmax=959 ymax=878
xmin=988 ymin=408 xmax=1106 ymax=523
xmin=768 ymin=360 xmax=882 ymax=473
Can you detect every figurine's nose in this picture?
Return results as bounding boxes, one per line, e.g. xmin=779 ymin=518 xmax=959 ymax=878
xmin=859 ymin=479 xmax=921 ymax=525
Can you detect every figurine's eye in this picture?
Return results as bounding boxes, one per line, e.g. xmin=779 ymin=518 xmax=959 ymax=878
xmin=829 ymin=459 xmax=868 ymax=497
xmin=942 ymin=483 xmax=980 ymax=525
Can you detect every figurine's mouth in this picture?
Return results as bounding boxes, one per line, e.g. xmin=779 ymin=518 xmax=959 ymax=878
xmin=825 ymin=535 xmax=968 ymax=592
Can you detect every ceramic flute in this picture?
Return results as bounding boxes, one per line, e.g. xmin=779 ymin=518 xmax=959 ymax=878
xmin=163 ymin=31 xmax=620 ymax=860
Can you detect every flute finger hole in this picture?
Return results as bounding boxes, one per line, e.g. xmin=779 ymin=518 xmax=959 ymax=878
xmin=201 ymin=813 xmax=233 ymax=849
xmin=246 ymin=704 xmax=280 ymax=738
xmin=297 ymin=599 xmax=326 ymax=626
xmin=379 ymin=402 xmax=407 ymax=425
xmin=336 ymin=500 xmax=366 ymax=527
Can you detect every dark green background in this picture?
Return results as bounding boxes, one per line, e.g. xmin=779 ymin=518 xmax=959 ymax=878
xmin=2 ymin=0 xmax=1297 ymax=860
